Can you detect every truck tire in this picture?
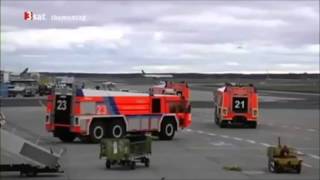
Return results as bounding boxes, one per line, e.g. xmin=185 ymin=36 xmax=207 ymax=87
xmin=296 ymin=164 xmax=302 ymax=174
xmin=159 ymin=120 xmax=176 ymax=140
xmin=21 ymin=167 xmax=37 ymax=177
xmin=106 ymin=160 xmax=111 ymax=169
xmin=130 ymin=161 xmax=136 ymax=170
xmin=79 ymin=135 xmax=91 ymax=143
xmin=274 ymin=162 xmax=280 ymax=173
xmin=219 ymin=120 xmax=227 ymax=128
xmin=268 ymin=160 xmax=274 ymax=172
xmin=90 ymin=121 xmax=106 ymax=143
xmin=248 ymin=121 xmax=257 ymax=129
xmin=144 ymin=158 xmax=150 ymax=167
xmin=106 ymin=121 xmax=125 ymax=138
xmin=26 ymin=170 xmax=37 ymax=177
xmin=56 ymin=129 xmax=76 ymax=142
xmin=214 ymin=108 xmax=219 ymax=125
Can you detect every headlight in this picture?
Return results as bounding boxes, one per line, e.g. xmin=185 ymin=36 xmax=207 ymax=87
xmin=45 ymin=115 xmax=50 ymax=123
xmin=74 ymin=117 xmax=79 ymax=125
xmin=222 ymin=108 xmax=228 ymax=115
xmin=252 ymin=109 xmax=258 ymax=117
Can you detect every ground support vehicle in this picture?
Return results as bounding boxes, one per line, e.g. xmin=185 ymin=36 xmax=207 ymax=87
xmin=38 ymin=84 xmax=53 ymax=96
xmin=214 ymin=83 xmax=259 ymax=128
xmin=267 ymin=138 xmax=302 ymax=174
xmin=0 ymin=114 xmax=63 ymax=177
xmin=8 ymin=79 xmax=38 ymax=97
xmin=46 ymin=84 xmax=191 ymax=143
xmin=99 ymin=135 xmax=151 ymax=170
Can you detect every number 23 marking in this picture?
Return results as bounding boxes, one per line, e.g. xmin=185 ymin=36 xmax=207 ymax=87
xmin=57 ymin=100 xmax=67 ymax=111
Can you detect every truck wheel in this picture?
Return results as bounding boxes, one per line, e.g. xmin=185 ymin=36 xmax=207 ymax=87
xmin=26 ymin=171 xmax=37 ymax=177
xmin=159 ymin=120 xmax=176 ymax=140
xmin=296 ymin=164 xmax=302 ymax=174
xmin=219 ymin=120 xmax=227 ymax=128
xmin=144 ymin=158 xmax=150 ymax=167
xmin=106 ymin=160 xmax=111 ymax=169
xmin=79 ymin=135 xmax=91 ymax=143
xmin=130 ymin=161 xmax=136 ymax=170
xmin=214 ymin=108 xmax=219 ymax=125
xmin=274 ymin=162 xmax=280 ymax=173
xmin=107 ymin=121 xmax=125 ymax=138
xmin=25 ymin=169 xmax=37 ymax=177
xmin=90 ymin=121 xmax=106 ymax=143
xmin=248 ymin=122 xmax=257 ymax=129
xmin=57 ymin=130 xmax=76 ymax=142
xmin=268 ymin=160 xmax=274 ymax=172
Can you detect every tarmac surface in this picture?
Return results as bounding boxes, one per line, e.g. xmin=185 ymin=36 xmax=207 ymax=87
xmin=0 ymin=81 xmax=319 ymax=180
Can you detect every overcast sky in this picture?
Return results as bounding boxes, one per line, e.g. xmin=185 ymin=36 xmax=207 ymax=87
xmin=1 ymin=1 xmax=319 ymax=74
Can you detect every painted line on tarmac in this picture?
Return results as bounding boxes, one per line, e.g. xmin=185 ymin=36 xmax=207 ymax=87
xmin=302 ymin=163 xmax=313 ymax=168
xmin=242 ymin=170 xmax=265 ymax=175
xmin=307 ymin=129 xmax=316 ymax=132
xmin=188 ymin=128 xmax=319 ymax=163
xmin=220 ymin=135 xmax=230 ymax=139
xmin=265 ymin=123 xmax=317 ymax=133
xmin=207 ymin=133 xmax=216 ymax=136
xmin=294 ymin=126 xmax=301 ymax=130
xmin=233 ymin=137 xmax=243 ymax=141
xmin=308 ymin=154 xmax=320 ymax=160
xmin=245 ymin=139 xmax=256 ymax=144
xmin=260 ymin=143 xmax=271 ymax=147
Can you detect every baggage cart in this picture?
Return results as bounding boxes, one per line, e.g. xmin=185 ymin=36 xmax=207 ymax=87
xmin=99 ymin=135 xmax=151 ymax=170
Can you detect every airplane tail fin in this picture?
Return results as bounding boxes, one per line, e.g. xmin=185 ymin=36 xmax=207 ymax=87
xmin=141 ymin=70 xmax=145 ymax=75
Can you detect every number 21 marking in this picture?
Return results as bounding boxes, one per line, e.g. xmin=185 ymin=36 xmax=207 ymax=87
xmin=234 ymin=100 xmax=245 ymax=109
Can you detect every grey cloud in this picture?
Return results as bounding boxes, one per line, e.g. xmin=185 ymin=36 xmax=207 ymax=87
xmin=1 ymin=0 xmax=319 ymax=73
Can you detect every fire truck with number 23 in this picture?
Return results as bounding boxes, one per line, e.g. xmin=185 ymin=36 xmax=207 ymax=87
xmin=45 ymin=82 xmax=191 ymax=143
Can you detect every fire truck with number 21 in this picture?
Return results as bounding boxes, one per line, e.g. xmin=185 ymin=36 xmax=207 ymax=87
xmin=45 ymin=82 xmax=191 ymax=143
xmin=214 ymin=83 xmax=259 ymax=128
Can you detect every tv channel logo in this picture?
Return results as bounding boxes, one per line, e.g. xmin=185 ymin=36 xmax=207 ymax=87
xmin=24 ymin=11 xmax=46 ymax=21
xmin=24 ymin=11 xmax=33 ymax=21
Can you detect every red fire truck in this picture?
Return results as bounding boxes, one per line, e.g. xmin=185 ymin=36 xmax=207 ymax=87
xmin=45 ymin=85 xmax=191 ymax=143
xmin=213 ymin=83 xmax=259 ymax=128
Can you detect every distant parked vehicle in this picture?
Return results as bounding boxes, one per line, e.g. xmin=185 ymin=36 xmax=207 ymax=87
xmin=38 ymin=84 xmax=53 ymax=96
xmin=8 ymin=79 xmax=38 ymax=97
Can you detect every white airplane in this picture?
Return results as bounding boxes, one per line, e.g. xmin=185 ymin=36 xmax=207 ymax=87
xmin=141 ymin=70 xmax=173 ymax=78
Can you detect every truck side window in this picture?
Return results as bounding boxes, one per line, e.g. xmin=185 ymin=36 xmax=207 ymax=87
xmin=152 ymin=98 xmax=161 ymax=113
xmin=169 ymin=102 xmax=186 ymax=113
xmin=80 ymin=102 xmax=96 ymax=115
